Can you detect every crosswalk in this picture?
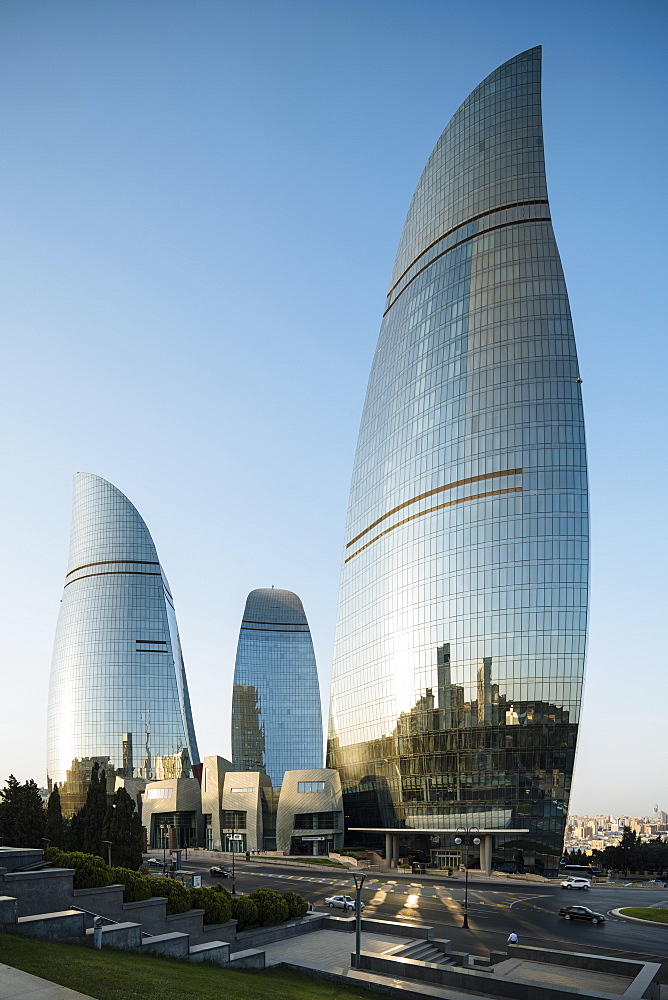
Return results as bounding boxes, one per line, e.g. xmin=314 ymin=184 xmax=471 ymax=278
xmin=239 ymin=868 xmax=523 ymax=911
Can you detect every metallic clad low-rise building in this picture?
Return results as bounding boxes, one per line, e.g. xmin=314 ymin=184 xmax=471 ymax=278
xmin=47 ymin=473 xmax=200 ymax=811
xmin=276 ymin=769 xmax=343 ymax=856
xmin=231 ymin=588 xmax=323 ymax=786
xmin=142 ymin=777 xmax=203 ymax=849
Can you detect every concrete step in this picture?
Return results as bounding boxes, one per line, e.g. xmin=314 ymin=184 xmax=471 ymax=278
xmin=140 ymin=931 xmax=190 ymax=959
xmin=0 ymin=895 xmax=18 ymax=929
xmin=188 ymin=940 xmax=230 ymax=966
xmin=397 ymin=941 xmax=457 ymax=966
xmin=16 ymin=909 xmax=86 ymax=944
xmin=400 ymin=942 xmax=440 ymax=960
xmin=228 ymin=948 xmax=265 ymax=969
xmin=85 ymin=921 xmax=142 ymax=951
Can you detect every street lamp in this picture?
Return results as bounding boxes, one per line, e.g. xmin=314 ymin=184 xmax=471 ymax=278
xmin=352 ymin=872 xmax=366 ymax=969
xmin=161 ymin=824 xmax=167 ymax=866
xmin=226 ymin=818 xmax=241 ymax=895
xmin=102 ymin=840 xmax=113 ymax=868
xmin=454 ymin=827 xmax=480 ymax=928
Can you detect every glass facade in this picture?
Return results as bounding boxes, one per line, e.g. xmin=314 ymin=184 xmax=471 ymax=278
xmin=327 ymin=47 xmax=588 ymax=866
xmin=47 ymin=473 xmax=199 ymax=812
xmin=231 ymin=588 xmax=323 ymax=786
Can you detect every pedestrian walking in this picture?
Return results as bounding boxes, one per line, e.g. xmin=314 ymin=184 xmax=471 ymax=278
xmin=507 ymin=932 xmax=518 ymax=945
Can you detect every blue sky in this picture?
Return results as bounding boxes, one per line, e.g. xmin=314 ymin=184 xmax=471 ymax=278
xmin=1 ymin=0 xmax=666 ymax=815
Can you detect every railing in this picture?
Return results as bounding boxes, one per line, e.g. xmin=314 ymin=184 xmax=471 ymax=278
xmin=70 ymin=904 xmax=155 ymax=937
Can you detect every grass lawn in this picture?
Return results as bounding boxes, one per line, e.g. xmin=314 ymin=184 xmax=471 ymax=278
xmin=619 ymin=907 xmax=668 ymax=924
xmin=0 ymin=933 xmax=374 ymax=1000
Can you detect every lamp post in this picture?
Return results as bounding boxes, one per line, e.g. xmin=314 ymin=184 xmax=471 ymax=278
xmin=454 ymin=827 xmax=480 ymax=928
xmin=102 ymin=840 xmax=112 ymax=867
xmin=352 ymin=872 xmax=366 ymax=969
xmin=227 ymin=817 xmax=239 ymax=895
xmin=161 ymin=824 xmax=167 ymax=867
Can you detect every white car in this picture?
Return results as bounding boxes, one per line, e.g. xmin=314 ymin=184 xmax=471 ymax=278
xmin=561 ymin=877 xmax=590 ymax=890
xmin=325 ymin=894 xmax=365 ymax=912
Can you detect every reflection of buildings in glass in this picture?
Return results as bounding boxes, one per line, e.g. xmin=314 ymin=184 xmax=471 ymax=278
xmin=47 ymin=473 xmax=199 ymax=814
xmin=59 ymin=756 xmax=115 ymax=816
xmin=231 ymin=589 xmax=323 ymax=787
xmin=328 ymin=47 xmax=588 ymax=865
xmin=230 ymin=684 xmax=265 ymax=774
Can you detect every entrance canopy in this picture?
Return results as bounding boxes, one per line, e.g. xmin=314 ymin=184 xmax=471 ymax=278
xmin=348 ymin=827 xmax=530 ymax=875
xmin=348 ymin=828 xmax=529 ymax=834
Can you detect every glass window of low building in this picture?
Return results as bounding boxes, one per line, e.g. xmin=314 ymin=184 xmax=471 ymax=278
xmin=294 ymin=812 xmax=340 ymax=830
xmin=297 ymin=781 xmax=325 ymax=793
xmin=222 ymin=810 xmax=246 ymax=829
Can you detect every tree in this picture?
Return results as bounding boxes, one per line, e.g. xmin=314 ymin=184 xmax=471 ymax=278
xmin=0 ymin=775 xmax=22 ymax=846
xmin=13 ymin=780 xmax=46 ymax=847
xmin=102 ymin=788 xmax=143 ymax=870
xmin=0 ymin=776 xmax=45 ymax=848
xmin=45 ymin=785 xmax=64 ymax=848
xmin=69 ymin=763 xmax=108 ymax=859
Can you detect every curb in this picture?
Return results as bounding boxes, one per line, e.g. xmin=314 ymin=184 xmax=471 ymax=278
xmin=609 ymin=907 xmax=668 ymax=927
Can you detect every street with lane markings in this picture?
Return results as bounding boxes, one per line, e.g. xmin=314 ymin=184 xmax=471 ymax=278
xmin=145 ymin=855 xmax=668 ymax=978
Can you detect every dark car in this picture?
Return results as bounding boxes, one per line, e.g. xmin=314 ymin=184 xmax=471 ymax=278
xmin=558 ymin=905 xmax=606 ymax=924
xmin=209 ymin=866 xmax=232 ymax=878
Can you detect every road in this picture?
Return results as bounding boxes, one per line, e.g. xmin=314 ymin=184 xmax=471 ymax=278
xmin=146 ymin=855 xmax=668 ymax=978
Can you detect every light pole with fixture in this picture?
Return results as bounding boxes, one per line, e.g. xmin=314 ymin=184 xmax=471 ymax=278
xmin=226 ymin=817 xmax=242 ymax=895
xmin=352 ymin=872 xmax=366 ymax=969
xmin=454 ymin=827 xmax=480 ymax=928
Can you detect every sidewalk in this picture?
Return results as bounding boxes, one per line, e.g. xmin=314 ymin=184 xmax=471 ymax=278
xmin=0 ymin=962 xmax=94 ymax=999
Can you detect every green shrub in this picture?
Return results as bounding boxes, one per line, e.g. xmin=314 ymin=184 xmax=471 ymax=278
xmin=145 ymin=877 xmax=190 ymax=915
xmin=249 ymin=887 xmax=289 ymax=926
xmin=282 ymin=891 xmax=309 ymax=919
xmin=230 ymin=895 xmax=258 ymax=931
xmin=44 ymin=850 xmax=113 ymax=890
xmin=109 ymin=868 xmax=152 ymax=903
xmin=44 ymin=847 xmax=66 ymax=865
xmin=188 ymin=886 xmax=232 ymax=925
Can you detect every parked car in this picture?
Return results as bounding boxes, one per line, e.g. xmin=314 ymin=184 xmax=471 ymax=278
xmin=209 ymin=866 xmax=232 ymax=878
xmin=558 ymin=905 xmax=605 ymax=924
xmin=146 ymin=858 xmax=165 ymax=868
xmin=325 ymin=894 xmax=364 ymax=912
xmin=561 ymin=877 xmax=590 ymax=890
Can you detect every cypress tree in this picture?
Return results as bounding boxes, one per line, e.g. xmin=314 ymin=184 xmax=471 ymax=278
xmin=45 ymin=785 xmax=65 ymax=848
xmin=0 ymin=775 xmax=22 ymax=846
xmin=102 ymin=788 xmax=144 ymax=870
xmin=82 ymin=764 xmax=108 ymax=859
xmin=13 ymin=780 xmax=46 ymax=848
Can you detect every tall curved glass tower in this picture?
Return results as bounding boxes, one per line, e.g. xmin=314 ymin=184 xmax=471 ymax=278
xmin=47 ymin=473 xmax=199 ymax=811
xmin=232 ymin=588 xmax=322 ymax=786
xmin=328 ymin=47 xmax=588 ymax=866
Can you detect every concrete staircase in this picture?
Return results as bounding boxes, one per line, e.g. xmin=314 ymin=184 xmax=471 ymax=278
xmin=0 ymin=848 xmax=263 ymax=968
xmin=393 ymin=939 xmax=458 ymax=966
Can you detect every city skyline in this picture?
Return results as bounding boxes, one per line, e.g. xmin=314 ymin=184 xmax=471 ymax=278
xmin=0 ymin=1 xmax=666 ymax=817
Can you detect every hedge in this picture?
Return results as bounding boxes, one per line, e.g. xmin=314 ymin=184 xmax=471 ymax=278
xmin=282 ymin=891 xmax=309 ymax=919
xmin=109 ymin=868 xmax=152 ymax=903
xmin=44 ymin=849 xmax=114 ymax=890
xmin=230 ymin=895 xmax=258 ymax=931
xmin=144 ymin=877 xmax=190 ymax=915
xmin=249 ymin=888 xmax=289 ymax=926
xmin=188 ymin=886 xmax=232 ymax=924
